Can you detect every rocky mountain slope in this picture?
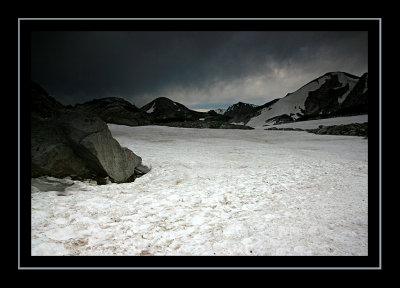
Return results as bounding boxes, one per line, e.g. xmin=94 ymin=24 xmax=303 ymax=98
xmin=218 ymin=98 xmax=280 ymax=125
xmin=246 ymin=71 xmax=368 ymax=127
xmin=224 ymin=102 xmax=259 ymax=124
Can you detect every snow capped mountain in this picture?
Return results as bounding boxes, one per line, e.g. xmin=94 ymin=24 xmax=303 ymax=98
xmin=246 ymin=72 xmax=367 ymax=127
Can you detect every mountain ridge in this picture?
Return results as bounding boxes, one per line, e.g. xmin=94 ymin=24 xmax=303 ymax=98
xmin=73 ymin=97 xmax=152 ymax=126
xmin=39 ymin=70 xmax=368 ymax=129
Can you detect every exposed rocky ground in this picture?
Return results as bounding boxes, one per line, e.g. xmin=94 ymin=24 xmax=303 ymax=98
xmin=265 ymin=122 xmax=368 ymax=138
xmin=160 ymin=120 xmax=254 ymax=129
xmin=307 ymin=123 xmax=368 ymax=137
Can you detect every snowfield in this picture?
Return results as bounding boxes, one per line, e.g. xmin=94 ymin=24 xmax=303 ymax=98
xmin=31 ymin=122 xmax=368 ymax=256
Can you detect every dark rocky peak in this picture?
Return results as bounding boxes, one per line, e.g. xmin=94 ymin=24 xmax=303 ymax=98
xmin=75 ymin=97 xmax=142 ymax=113
xmin=225 ymin=102 xmax=258 ymax=114
xmin=73 ymin=97 xmax=151 ymax=126
xmin=300 ymin=71 xmax=360 ymax=91
xmin=356 ymin=72 xmax=368 ymax=88
xmin=338 ymin=72 xmax=368 ymax=115
xmin=225 ymin=102 xmax=259 ymax=124
xmin=141 ymin=97 xmax=204 ymax=123
xmin=141 ymin=97 xmax=191 ymax=114
xmin=31 ymin=81 xmax=64 ymax=119
xmin=301 ymin=71 xmax=362 ymax=117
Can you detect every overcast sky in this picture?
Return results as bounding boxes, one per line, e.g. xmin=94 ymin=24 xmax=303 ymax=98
xmin=31 ymin=30 xmax=368 ymax=110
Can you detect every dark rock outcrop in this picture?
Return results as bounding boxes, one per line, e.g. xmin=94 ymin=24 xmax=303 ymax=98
xmin=263 ymin=114 xmax=295 ymax=125
xmin=307 ymin=123 xmax=368 ymax=137
xmin=73 ymin=97 xmax=152 ymax=126
xmin=264 ymin=127 xmax=304 ymax=131
xmin=31 ymin=81 xmax=64 ymax=119
xmin=264 ymin=122 xmax=368 ymax=137
xmin=304 ymin=72 xmax=360 ymax=116
xmin=31 ymin=82 xmax=144 ymax=183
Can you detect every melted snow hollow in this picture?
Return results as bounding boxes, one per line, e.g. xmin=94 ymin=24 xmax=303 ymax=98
xmin=31 ymin=124 xmax=368 ymax=256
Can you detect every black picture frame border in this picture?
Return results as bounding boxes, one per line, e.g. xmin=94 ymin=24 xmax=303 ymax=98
xmin=18 ymin=18 xmax=381 ymax=270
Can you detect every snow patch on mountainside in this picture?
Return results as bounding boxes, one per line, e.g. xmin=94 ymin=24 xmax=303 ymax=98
xmin=247 ymin=75 xmax=330 ymax=127
xmin=337 ymin=74 xmax=358 ymax=104
xmin=146 ymin=103 xmax=156 ymax=113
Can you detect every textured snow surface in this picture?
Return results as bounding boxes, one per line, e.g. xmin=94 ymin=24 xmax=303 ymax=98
xmin=31 ymin=124 xmax=368 ymax=256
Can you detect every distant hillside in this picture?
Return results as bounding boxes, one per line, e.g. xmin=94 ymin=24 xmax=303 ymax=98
xmin=73 ymin=97 xmax=152 ymax=126
xmin=141 ymin=97 xmax=205 ymax=123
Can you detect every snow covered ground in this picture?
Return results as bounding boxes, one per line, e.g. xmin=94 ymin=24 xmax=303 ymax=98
xmin=31 ymin=121 xmax=368 ymax=256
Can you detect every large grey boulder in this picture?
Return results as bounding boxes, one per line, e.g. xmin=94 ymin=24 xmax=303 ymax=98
xmin=31 ymin=82 xmax=144 ymax=183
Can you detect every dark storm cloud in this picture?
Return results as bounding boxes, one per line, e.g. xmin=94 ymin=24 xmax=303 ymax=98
xmin=31 ymin=30 xmax=368 ymax=109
